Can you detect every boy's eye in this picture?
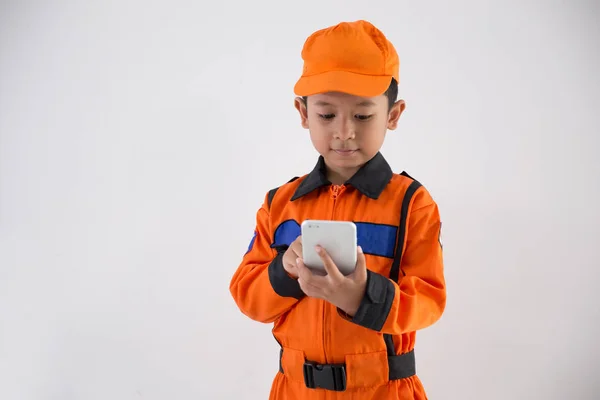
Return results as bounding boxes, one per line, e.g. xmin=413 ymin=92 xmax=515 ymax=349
xmin=318 ymin=113 xmax=335 ymax=120
xmin=317 ymin=114 xmax=373 ymax=120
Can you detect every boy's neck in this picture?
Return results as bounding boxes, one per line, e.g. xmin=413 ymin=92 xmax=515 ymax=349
xmin=325 ymin=164 xmax=361 ymax=186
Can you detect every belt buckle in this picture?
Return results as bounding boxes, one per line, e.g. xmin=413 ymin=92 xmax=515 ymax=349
xmin=303 ymin=361 xmax=347 ymax=391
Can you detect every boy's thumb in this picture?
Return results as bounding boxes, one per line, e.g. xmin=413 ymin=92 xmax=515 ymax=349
xmin=355 ymin=246 xmax=367 ymax=275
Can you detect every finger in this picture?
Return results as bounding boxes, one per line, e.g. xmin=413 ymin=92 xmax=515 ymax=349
xmin=283 ymin=249 xmax=298 ymax=269
xmin=293 ymin=235 xmax=302 ymax=248
xmin=316 ymin=246 xmax=344 ymax=282
xmin=295 ymin=257 xmax=314 ymax=282
xmin=297 ymin=278 xmax=310 ymax=296
xmin=291 ymin=237 xmax=303 ymax=257
xmin=297 ymin=258 xmax=327 ymax=286
xmin=351 ymin=246 xmax=368 ymax=281
xmin=282 ymin=248 xmax=294 ymax=264
xmin=298 ymin=277 xmax=321 ymax=297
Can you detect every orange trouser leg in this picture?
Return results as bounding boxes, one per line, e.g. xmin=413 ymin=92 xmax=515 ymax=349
xmin=269 ymin=372 xmax=428 ymax=400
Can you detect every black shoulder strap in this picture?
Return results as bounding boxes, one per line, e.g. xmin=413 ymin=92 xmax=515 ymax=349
xmin=389 ymin=172 xmax=422 ymax=282
xmin=267 ymin=176 xmax=299 ymax=209
xmin=399 ymin=171 xmax=415 ymax=180
xmin=267 ymin=188 xmax=279 ymax=209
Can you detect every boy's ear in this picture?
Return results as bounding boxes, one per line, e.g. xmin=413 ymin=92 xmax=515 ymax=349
xmin=387 ymin=99 xmax=406 ymax=130
xmin=294 ymin=97 xmax=309 ymax=129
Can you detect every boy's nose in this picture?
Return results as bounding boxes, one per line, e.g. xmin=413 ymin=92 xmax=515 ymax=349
xmin=334 ymin=120 xmax=355 ymax=140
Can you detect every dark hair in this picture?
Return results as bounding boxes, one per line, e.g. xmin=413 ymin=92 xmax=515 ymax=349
xmin=302 ymin=77 xmax=398 ymax=110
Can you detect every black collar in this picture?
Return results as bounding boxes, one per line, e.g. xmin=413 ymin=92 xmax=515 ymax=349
xmin=291 ymin=152 xmax=393 ymax=201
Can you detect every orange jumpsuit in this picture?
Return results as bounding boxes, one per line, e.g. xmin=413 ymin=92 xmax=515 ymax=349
xmin=230 ymin=152 xmax=446 ymax=399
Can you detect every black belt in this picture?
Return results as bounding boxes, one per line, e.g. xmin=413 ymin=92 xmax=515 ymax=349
xmin=278 ymin=349 xmax=416 ymax=392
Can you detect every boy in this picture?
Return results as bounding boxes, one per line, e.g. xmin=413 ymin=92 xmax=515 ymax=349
xmin=229 ymin=20 xmax=446 ymax=399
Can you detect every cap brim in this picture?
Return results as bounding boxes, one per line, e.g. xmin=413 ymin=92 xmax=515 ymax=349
xmin=294 ymin=70 xmax=393 ymax=97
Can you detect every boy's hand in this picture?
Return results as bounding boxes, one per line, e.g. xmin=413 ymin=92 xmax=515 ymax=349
xmin=296 ymin=245 xmax=368 ymax=317
xmin=282 ymin=236 xmax=303 ymax=278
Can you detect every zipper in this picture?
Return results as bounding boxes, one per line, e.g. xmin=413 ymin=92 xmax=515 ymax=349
xmin=331 ymin=184 xmax=341 ymax=200
xmin=323 ymin=184 xmax=345 ymax=364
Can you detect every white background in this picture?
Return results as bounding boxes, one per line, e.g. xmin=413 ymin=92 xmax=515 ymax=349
xmin=1 ymin=1 xmax=599 ymax=399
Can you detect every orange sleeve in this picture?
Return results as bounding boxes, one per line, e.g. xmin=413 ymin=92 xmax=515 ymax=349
xmin=229 ymin=193 xmax=305 ymax=323
xmin=344 ymin=187 xmax=446 ymax=334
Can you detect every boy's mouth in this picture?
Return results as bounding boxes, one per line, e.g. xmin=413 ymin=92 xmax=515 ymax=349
xmin=333 ymin=149 xmax=358 ymax=155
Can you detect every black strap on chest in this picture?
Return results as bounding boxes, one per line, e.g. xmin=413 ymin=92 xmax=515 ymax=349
xmin=383 ymin=172 xmax=422 ymax=361
xmin=389 ymin=172 xmax=422 ymax=282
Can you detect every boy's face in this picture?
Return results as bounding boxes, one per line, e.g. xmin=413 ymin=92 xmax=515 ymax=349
xmin=294 ymin=91 xmax=405 ymax=180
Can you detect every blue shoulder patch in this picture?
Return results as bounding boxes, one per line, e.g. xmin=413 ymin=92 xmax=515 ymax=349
xmin=246 ymin=230 xmax=257 ymax=254
xmin=271 ymin=220 xmax=301 ymax=248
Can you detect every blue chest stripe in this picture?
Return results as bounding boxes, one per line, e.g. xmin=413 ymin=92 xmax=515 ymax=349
xmin=271 ymin=220 xmax=396 ymax=259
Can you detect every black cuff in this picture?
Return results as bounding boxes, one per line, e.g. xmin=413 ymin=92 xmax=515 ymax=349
xmin=350 ymin=270 xmax=395 ymax=331
xmin=268 ymin=252 xmax=305 ymax=300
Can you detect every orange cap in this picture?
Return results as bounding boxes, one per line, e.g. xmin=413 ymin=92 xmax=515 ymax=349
xmin=294 ymin=20 xmax=399 ymax=97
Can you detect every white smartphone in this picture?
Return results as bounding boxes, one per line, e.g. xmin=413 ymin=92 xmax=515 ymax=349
xmin=301 ymin=220 xmax=357 ymax=276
